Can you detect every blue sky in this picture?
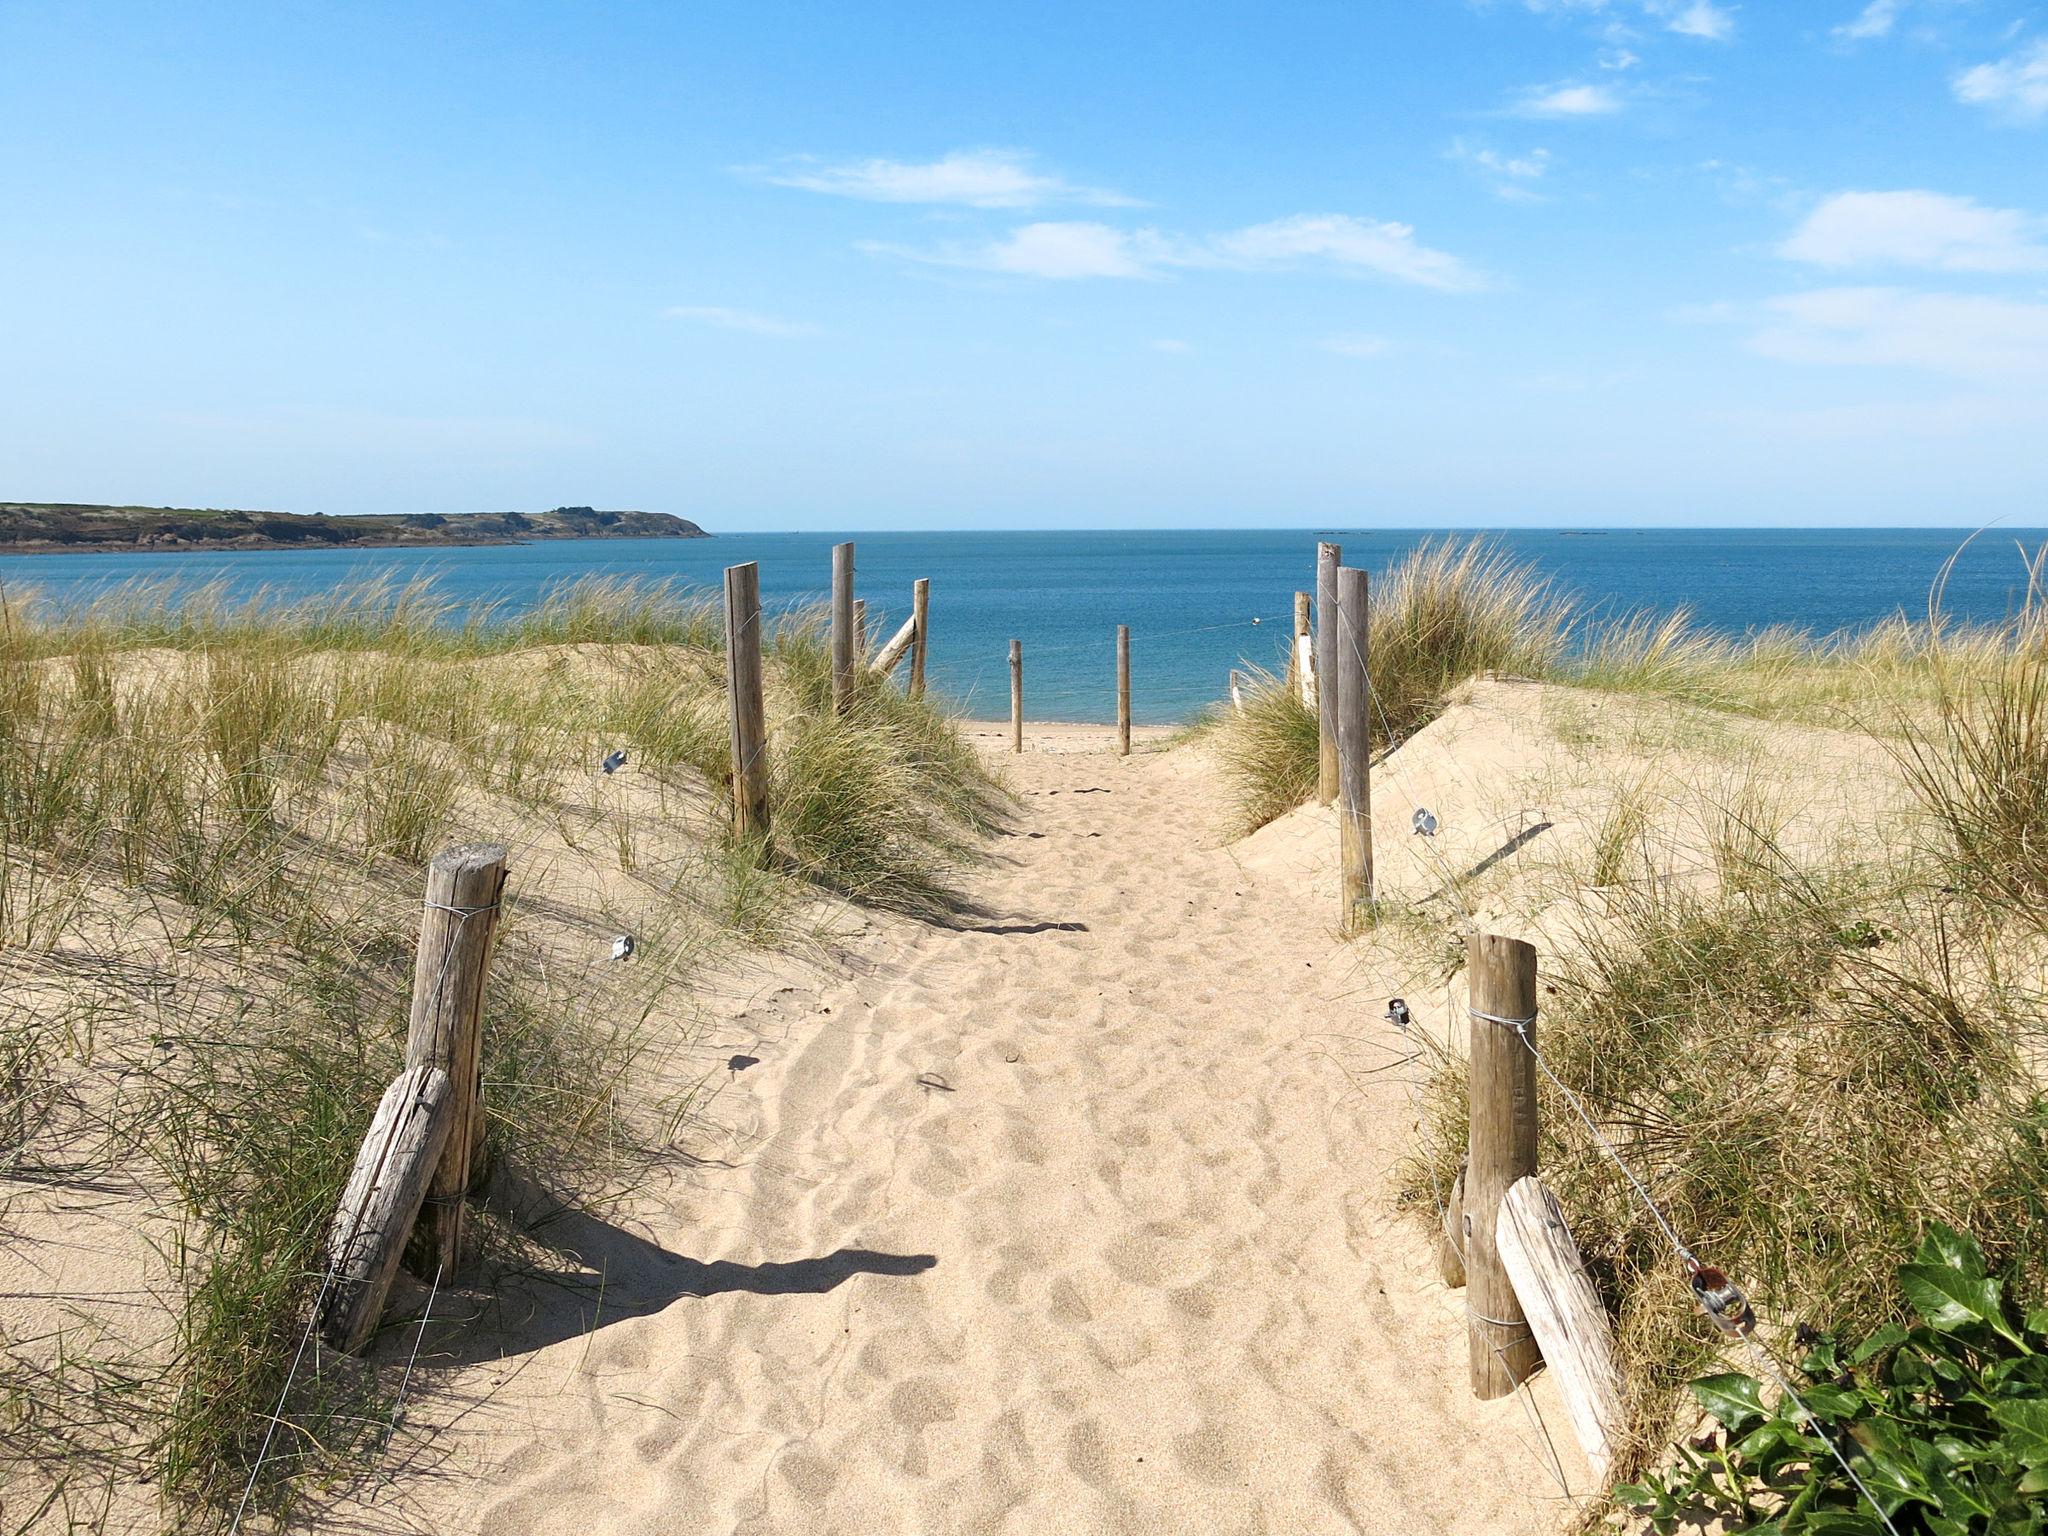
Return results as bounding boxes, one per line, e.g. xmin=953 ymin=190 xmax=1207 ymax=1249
xmin=2 ymin=0 xmax=2045 ymax=529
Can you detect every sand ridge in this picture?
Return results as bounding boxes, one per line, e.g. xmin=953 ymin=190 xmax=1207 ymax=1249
xmin=368 ymin=719 xmax=1587 ymax=1535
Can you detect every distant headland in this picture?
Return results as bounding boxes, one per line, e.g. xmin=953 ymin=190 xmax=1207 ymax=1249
xmin=0 ymin=502 xmax=708 ymax=554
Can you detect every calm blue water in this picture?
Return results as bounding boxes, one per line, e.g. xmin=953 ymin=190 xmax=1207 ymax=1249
xmin=2 ymin=529 xmax=2041 ymax=724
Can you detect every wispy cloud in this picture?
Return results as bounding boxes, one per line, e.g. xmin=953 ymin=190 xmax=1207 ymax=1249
xmin=1506 ymin=0 xmax=1734 ymax=41
xmin=1746 ymin=287 xmax=2048 ymax=378
xmin=748 ymin=148 xmax=1136 ymax=209
xmin=1833 ymin=0 xmax=1904 ymax=41
xmin=1449 ymin=139 xmax=1554 ymax=199
xmin=1510 ymin=81 xmax=1624 ymax=117
xmin=1654 ymin=1 xmax=1735 ymax=41
xmin=662 ymin=305 xmax=819 ymax=338
xmin=1319 ymin=334 xmax=1393 ymax=358
xmin=1150 ymin=338 xmax=1194 ymax=355
xmin=1953 ymin=39 xmax=2048 ymax=122
xmin=867 ymin=214 xmax=1486 ymax=291
xmin=1780 ymin=190 xmax=2048 ymax=272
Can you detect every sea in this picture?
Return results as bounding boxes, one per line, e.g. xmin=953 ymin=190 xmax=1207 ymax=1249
xmin=2 ymin=528 xmax=2042 ymax=725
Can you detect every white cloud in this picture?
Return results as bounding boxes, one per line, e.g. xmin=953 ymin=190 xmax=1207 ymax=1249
xmin=1208 ymin=215 xmax=1486 ymax=290
xmin=1150 ymin=338 xmax=1194 ymax=354
xmin=1656 ymin=1 xmax=1735 ymax=40
xmin=1449 ymin=140 xmax=1554 ymax=200
xmin=1598 ymin=47 xmax=1641 ymax=69
xmin=1780 ymin=190 xmax=2048 ymax=272
xmin=1953 ymin=39 xmax=2048 ymax=122
xmin=752 ymin=148 xmax=1134 ymax=209
xmin=868 ymin=214 xmax=1484 ymax=291
xmin=1747 ymin=287 xmax=2048 ymax=377
xmin=1319 ymin=334 xmax=1393 ymax=358
xmin=1833 ymin=0 xmax=1903 ymax=41
xmin=1512 ymin=82 xmax=1624 ymax=116
xmin=662 ymin=305 xmax=819 ymax=338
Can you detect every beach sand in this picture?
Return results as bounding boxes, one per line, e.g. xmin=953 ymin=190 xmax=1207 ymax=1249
xmin=351 ymin=710 xmax=1593 ymax=1536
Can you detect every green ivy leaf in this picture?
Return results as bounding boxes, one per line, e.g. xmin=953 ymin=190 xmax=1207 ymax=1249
xmin=1900 ymin=1263 xmax=2020 ymax=1344
xmin=1916 ymin=1222 xmax=1987 ymax=1279
xmin=1692 ymin=1372 xmax=1768 ymax=1432
xmin=1989 ymin=1400 xmax=2048 ymax=1467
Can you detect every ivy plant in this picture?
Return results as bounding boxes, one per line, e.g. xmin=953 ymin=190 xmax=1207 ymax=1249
xmin=1616 ymin=1224 xmax=2048 ymax=1535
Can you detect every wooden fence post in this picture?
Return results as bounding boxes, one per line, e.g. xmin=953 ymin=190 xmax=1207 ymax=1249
xmin=1290 ymin=591 xmax=1311 ymax=698
xmin=1466 ymin=932 xmax=1542 ymax=1399
xmin=1010 ymin=639 xmax=1023 ymax=754
xmin=1336 ymin=565 xmax=1373 ymax=931
xmin=910 ymin=578 xmax=930 ymax=697
xmin=1315 ymin=542 xmax=1342 ymax=803
xmin=831 ymin=542 xmax=855 ymax=714
xmin=1498 ymin=1175 xmax=1623 ymax=1477
xmin=852 ymin=597 xmax=867 ymax=660
xmin=724 ymin=561 xmax=771 ymax=843
xmin=319 ymin=1065 xmax=456 ymax=1351
xmin=1116 ymin=625 xmax=1131 ymax=757
xmin=405 ymin=842 xmax=508 ymax=1274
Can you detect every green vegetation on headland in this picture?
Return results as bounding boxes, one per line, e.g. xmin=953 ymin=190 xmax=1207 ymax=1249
xmin=0 ymin=502 xmax=707 ymax=553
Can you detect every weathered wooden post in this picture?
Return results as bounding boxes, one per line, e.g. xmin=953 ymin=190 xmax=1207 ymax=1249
xmin=1116 ymin=624 xmax=1131 ymax=757
xmin=1498 ymin=1175 xmax=1623 ymax=1476
xmin=910 ymin=578 xmax=930 ymax=697
xmin=852 ymin=597 xmax=867 ymax=660
xmin=1336 ymin=565 xmax=1373 ymax=931
xmin=1290 ymin=591 xmax=1311 ymax=698
xmin=831 ymin=542 xmax=855 ymax=714
xmin=724 ymin=561 xmax=771 ymax=843
xmin=405 ymin=842 xmax=508 ymax=1273
xmin=1465 ymin=932 xmax=1542 ymax=1399
xmin=1315 ymin=542 xmax=1342 ymax=803
xmin=319 ymin=1065 xmax=456 ymax=1351
xmin=1010 ymin=639 xmax=1023 ymax=754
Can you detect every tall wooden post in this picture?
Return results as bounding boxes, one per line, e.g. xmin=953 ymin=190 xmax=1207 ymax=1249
xmin=910 ymin=578 xmax=930 ymax=697
xmin=1466 ymin=932 xmax=1542 ymax=1399
xmin=1010 ymin=640 xmax=1023 ymax=754
xmin=405 ymin=842 xmax=508 ymax=1273
xmin=852 ymin=598 xmax=867 ymax=660
xmin=831 ymin=542 xmax=855 ymax=714
xmin=1336 ymin=565 xmax=1373 ymax=932
xmin=1289 ymin=591 xmax=1311 ymax=695
xmin=1315 ymin=542 xmax=1342 ymax=803
xmin=724 ymin=561 xmax=771 ymax=843
xmin=1116 ymin=625 xmax=1131 ymax=757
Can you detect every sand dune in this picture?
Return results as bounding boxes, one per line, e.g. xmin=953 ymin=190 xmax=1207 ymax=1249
xmin=354 ymin=713 xmax=1595 ymax=1535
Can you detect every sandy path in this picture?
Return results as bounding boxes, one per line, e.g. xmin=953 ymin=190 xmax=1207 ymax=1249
xmin=440 ymin=724 xmax=1582 ymax=1536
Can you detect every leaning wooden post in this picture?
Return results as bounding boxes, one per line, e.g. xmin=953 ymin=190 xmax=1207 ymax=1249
xmin=1009 ymin=640 xmax=1023 ymax=753
xmin=910 ymin=578 xmax=930 ymax=697
xmin=831 ymin=541 xmax=856 ymax=714
xmin=1116 ymin=625 xmax=1131 ymax=757
xmin=1465 ymin=932 xmax=1542 ymax=1399
xmin=1336 ymin=565 xmax=1373 ymax=931
xmin=852 ymin=597 xmax=868 ymax=660
xmin=405 ymin=842 xmax=508 ymax=1274
xmin=319 ymin=1065 xmax=456 ymax=1351
xmin=724 ymin=561 xmax=771 ymax=843
xmin=1315 ymin=542 xmax=1342 ymax=803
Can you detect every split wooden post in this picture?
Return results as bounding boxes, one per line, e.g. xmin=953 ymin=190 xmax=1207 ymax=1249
xmin=405 ymin=842 xmax=508 ymax=1274
xmin=872 ymin=613 xmax=919 ymax=675
xmin=910 ymin=578 xmax=930 ymax=697
xmin=1315 ymin=542 xmax=1342 ymax=804
xmin=1465 ymin=932 xmax=1542 ymax=1399
xmin=1498 ymin=1175 xmax=1624 ymax=1477
xmin=852 ymin=597 xmax=868 ymax=660
xmin=831 ymin=542 xmax=856 ymax=714
xmin=724 ymin=561 xmax=771 ymax=843
xmin=1335 ymin=565 xmax=1373 ymax=932
xmin=1009 ymin=639 xmax=1023 ymax=754
xmin=318 ymin=1065 xmax=456 ymax=1352
xmin=1116 ymin=624 xmax=1131 ymax=757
